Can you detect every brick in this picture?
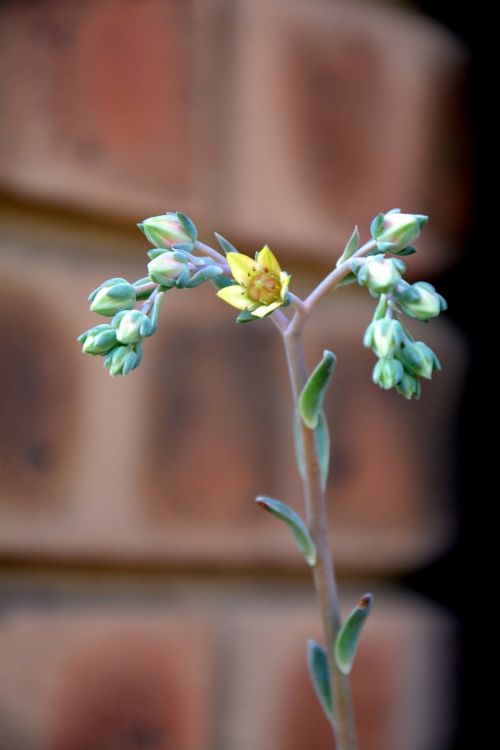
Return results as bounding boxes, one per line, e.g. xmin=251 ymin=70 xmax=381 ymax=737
xmin=219 ymin=0 xmax=470 ymax=275
xmin=0 ymin=582 xmax=456 ymax=750
xmin=0 ymin=0 xmax=469 ymax=275
xmin=0 ymin=271 xmax=78 ymax=510
xmin=0 ymin=599 xmax=214 ymax=750
xmin=0 ymin=0 xmax=203 ymax=217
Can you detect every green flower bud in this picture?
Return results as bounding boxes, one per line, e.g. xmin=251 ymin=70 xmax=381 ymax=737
xmin=139 ymin=212 xmax=197 ymax=249
xmin=104 ymin=344 xmax=143 ymax=377
xmin=88 ymin=278 xmax=127 ymax=303
xmin=397 ymin=341 xmax=441 ymax=379
xmin=89 ymin=279 xmax=136 ymax=317
xmin=372 ymin=357 xmax=404 ymax=390
xmin=78 ymin=324 xmax=118 ymax=355
xmin=112 ymin=309 xmax=154 ymax=344
xmin=147 ymin=251 xmax=187 ymax=285
xmin=356 ymin=256 xmax=405 ymax=294
xmin=363 ymin=318 xmax=405 ymax=358
xmin=395 ymin=372 xmax=421 ymax=400
xmin=395 ymin=281 xmax=447 ymax=321
xmin=371 ymin=209 xmax=428 ymax=253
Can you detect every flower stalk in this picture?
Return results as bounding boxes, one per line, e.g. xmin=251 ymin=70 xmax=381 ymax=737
xmin=284 ymin=326 xmax=357 ymax=749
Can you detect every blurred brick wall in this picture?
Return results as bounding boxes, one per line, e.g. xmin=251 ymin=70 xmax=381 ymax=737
xmin=0 ymin=1 xmax=469 ymax=748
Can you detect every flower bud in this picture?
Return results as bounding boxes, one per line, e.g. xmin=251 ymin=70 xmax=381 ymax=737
xmin=371 ymin=209 xmax=428 ymax=253
xmin=363 ymin=318 xmax=405 ymax=358
xmin=89 ymin=279 xmax=136 ymax=317
xmin=78 ymin=324 xmax=118 ymax=355
xmin=356 ymin=256 xmax=405 ymax=294
xmin=147 ymin=251 xmax=187 ymax=285
xmin=104 ymin=344 xmax=143 ymax=377
xmin=395 ymin=372 xmax=421 ymax=400
xmin=372 ymin=357 xmax=404 ymax=390
xmin=139 ymin=212 xmax=196 ymax=249
xmin=397 ymin=341 xmax=441 ymax=379
xmin=112 ymin=309 xmax=153 ymax=344
xmin=395 ymin=281 xmax=447 ymax=321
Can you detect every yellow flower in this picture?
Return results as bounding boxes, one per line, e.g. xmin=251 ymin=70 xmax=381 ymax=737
xmin=216 ymin=246 xmax=291 ymax=318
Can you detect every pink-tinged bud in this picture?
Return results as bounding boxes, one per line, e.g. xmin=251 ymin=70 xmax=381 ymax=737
xmin=371 ymin=210 xmax=428 ymax=253
xmin=139 ymin=212 xmax=197 ymax=249
xmin=147 ymin=252 xmax=187 ymax=285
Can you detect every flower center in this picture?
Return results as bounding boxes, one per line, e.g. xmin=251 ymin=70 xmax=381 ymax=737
xmin=247 ymin=272 xmax=280 ymax=304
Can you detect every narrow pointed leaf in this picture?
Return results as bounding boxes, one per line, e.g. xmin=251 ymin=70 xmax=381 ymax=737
xmin=147 ymin=248 xmax=168 ymax=260
xmin=372 ymin=294 xmax=388 ymax=321
xmin=294 ymin=410 xmax=306 ymax=482
xmin=175 ymin=212 xmax=198 ymax=241
xmin=293 ymin=410 xmax=330 ymax=492
xmin=171 ymin=242 xmax=196 ymax=254
xmin=336 ymin=271 xmax=358 ymax=288
xmin=185 ymin=266 xmax=224 ymax=288
xmin=171 ymin=250 xmax=190 ymax=263
xmin=370 ymin=213 xmax=385 ymax=239
xmin=335 ymin=594 xmax=373 ymax=675
xmin=336 ymin=226 xmax=360 ymax=267
xmin=308 ymin=640 xmax=333 ymax=722
xmin=149 ymin=291 xmax=164 ymax=331
xmin=133 ymin=276 xmax=152 ymax=287
xmin=256 ymin=496 xmax=316 ymax=565
xmin=299 ymin=351 xmax=337 ymax=429
xmin=236 ymin=310 xmax=259 ymax=324
xmin=316 ymin=412 xmax=330 ymax=491
xmin=174 ymin=268 xmax=191 ymax=288
xmin=214 ymin=232 xmax=240 ymax=255
xmin=393 ymin=245 xmax=417 ymax=256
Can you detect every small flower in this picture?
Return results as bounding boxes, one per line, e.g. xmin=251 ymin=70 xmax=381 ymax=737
xmin=112 ymin=309 xmax=154 ymax=345
xmin=371 ymin=209 xmax=428 ymax=253
xmin=104 ymin=344 xmax=143 ymax=377
xmin=394 ymin=281 xmax=447 ymax=321
xmin=139 ymin=212 xmax=197 ymax=249
xmin=363 ymin=318 xmax=405 ymax=358
xmin=395 ymin=372 xmax=421 ymax=400
xmin=78 ymin=324 xmax=118 ymax=355
xmin=147 ymin=251 xmax=187 ymax=285
xmin=216 ymin=246 xmax=291 ymax=318
xmin=355 ymin=256 xmax=405 ymax=294
xmin=372 ymin=357 xmax=404 ymax=390
xmin=397 ymin=341 xmax=441 ymax=380
xmin=89 ymin=278 xmax=136 ymax=317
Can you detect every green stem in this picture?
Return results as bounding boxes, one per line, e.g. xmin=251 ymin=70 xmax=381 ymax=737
xmin=283 ymin=326 xmax=357 ymax=750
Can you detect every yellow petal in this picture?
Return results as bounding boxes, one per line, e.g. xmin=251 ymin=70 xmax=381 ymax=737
xmin=280 ymin=272 xmax=291 ymax=301
xmin=251 ymin=300 xmax=283 ymax=318
xmin=227 ymin=252 xmax=258 ymax=285
xmin=216 ymin=284 xmax=251 ymax=311
xmin=257 ymin=245 xmax=281 ymax=276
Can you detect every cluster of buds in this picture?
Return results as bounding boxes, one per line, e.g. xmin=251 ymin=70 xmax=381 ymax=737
xmin=364 ymin=307 xmax=441 ymax=400
xmin=78 ymin=278 xmax=164 ymax=376
xmin=353 ymin=211 xmax=447 ymax=399
xmin=78 ymin=212 xmax=215 ymax=376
